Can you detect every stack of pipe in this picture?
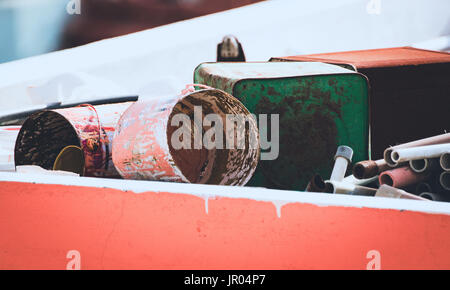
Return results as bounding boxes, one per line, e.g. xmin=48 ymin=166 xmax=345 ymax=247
xmin=306 ymin=133 xmax=450 ymax=202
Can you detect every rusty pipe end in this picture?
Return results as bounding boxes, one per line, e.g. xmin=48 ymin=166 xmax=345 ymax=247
xmin=379 ymin=171 xmax=395 ymax=187
xmin=353 ymin=160 xmax=379 ymax=179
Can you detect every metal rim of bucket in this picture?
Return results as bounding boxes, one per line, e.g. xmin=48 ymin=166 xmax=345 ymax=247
xmin=53 ymin=145 xmax=85 ymax=175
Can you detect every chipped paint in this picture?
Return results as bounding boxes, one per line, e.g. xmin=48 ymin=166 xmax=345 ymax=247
xmin=14 ymin=102 xmax=134 ymax=177
xmin=113 ymin=89 xmax=260 ymax=185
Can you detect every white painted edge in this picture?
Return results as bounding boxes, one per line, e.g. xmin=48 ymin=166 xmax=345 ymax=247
xmin=1 ymin=172 xmax=450 ymax=216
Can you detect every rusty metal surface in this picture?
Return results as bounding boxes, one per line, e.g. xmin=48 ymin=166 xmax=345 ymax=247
xmin=112 ymin=89 xmax=259 ymax=185
xmin=14 ymin=102 xmax=134 ymax=177
xmin=195 ymin=62 xmax=369 ymax=190
xmin=272 ymin=47 xmax=450 ymax=160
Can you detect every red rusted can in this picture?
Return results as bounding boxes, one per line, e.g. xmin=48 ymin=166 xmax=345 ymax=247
xmin=14 ymin=102 xmax=134 ymax=177
xmin=112 ymin=88 xmax=260 ymax=185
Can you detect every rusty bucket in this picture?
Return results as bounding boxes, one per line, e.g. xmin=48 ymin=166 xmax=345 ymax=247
xmin=112 ymin=88 xmax=260 ymax=185
xmin=14 ymin=102 xmax=134 ymax=177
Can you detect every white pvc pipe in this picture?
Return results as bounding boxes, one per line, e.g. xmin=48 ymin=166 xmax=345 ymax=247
xmin=440 ymin=171 xmax=450 ymax=191
xmin=391 ymin=143 xmax=450 ymax=163
xmin=440 ymin=152 xmax=450 ymax=171
xmin=324 ymin=180 xmax=376 ymax=196
xmin=330 ymin=158 xmax=349 ymax=181
xmin=330 ymin=146 xmax=353 ymax=182
xmin=409 ymin=158 xmax=438 ymax=173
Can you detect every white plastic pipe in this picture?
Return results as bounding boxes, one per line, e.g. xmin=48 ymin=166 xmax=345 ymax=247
xmin=440 ymin=171 xmax=450 ymax=191
xmin=409 ymin=158 xmax=439 ymax=173
xmin=391 ymin=143 xmax=450 ymax=164
xmin=324 ymin=180 xmax=376 ymax=196
xmin=440 ymin=152 xmax=450 ymax=171
xmin=330 ymin=146 xmax=353 ymax=182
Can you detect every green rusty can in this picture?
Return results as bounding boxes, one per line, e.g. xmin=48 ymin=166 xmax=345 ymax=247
xmin=194 ymin=62 xmax=369 ymax=190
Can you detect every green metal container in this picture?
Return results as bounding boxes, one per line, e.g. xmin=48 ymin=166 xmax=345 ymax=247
xmin=194 ymin=62 xmax=369 ymax=190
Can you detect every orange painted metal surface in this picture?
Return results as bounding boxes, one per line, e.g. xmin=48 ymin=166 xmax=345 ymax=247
xmin=1 ymin=181 xmax=450 ymax=269
xmin=274 ymin=47 xmax=450 ymax=69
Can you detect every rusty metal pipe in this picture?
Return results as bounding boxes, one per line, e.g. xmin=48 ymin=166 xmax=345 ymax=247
xmin=329 ymin=145 xmax=353 ymax=182
xmin=384 ymin=133 xmax=450 ymax=167
xmin=439 ymin=171 xmax=450 ymax=191
xmin=14 ymin=102 xmax=134 ymax=177
xmin=112 ymin=89 xmax=260 ymax=185
xmin=323 ymin=180 xmax=376 ymax=196
xmin=375 ymin=185 xmax=428 ymax=200
xmin=391 ymin=143 xmax=450 ymax=164
xmin=352 ymin=159 xmax=390 ymax=179
xmin=409 ymin=158 xmax=440 ymax=173
xmin=440 ymin=153 xmax=450 ymax=171
xmin=378 ymin=166 xmax=429 ymax=188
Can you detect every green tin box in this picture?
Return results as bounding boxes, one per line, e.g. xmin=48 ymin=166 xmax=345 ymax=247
xmin=194 ymin=62 xmax=369 ymax=190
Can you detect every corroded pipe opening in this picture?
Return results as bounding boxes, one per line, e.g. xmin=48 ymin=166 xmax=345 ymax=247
xmin=167 ymin=90 xmax=259 ymax=185
xmin=14 ymin=111 xmax=80 ymax=171
xmin=353 ymin=160 xmax=378 ymax=179
xmin=113 ymin=89 xmax=260 ymax=185
xmin=379 ymin=173 xmax=394 ymax=187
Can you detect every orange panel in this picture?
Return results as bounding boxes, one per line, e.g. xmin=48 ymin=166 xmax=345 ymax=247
xmin=0 ymin=181 xmax=450 ymax=269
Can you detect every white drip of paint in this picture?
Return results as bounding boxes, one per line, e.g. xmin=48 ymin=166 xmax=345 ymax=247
xmin=272 ymin=200 xmax=290 ymax=218
xmin=201 ymin=195 xmax=215 ymax=215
